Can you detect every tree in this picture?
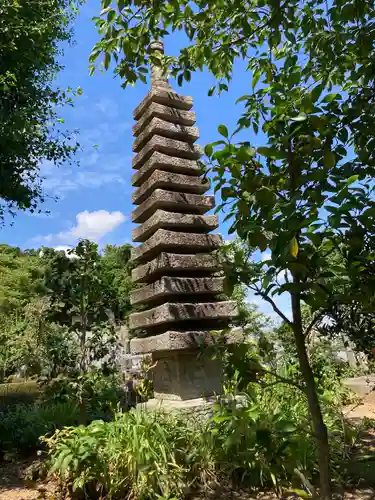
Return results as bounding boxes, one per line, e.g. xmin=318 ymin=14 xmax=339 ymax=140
xmin=0 ymin=0 xmax=82 ymax=222
xmin=90 ymin=1 xmax=375 ymax=497
xmin=102 ymin=243 xmax=133 ymax=320
xmin=42 ymin=241 xmax=134 ymax=372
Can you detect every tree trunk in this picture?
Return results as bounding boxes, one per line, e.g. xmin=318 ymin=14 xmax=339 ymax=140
xmin=291 ymin=290 xmax=332 ymax=500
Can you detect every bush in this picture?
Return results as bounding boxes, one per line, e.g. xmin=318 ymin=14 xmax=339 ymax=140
xmin=0 ymin=401 xmax=80 ymax=457
xmin=0 ymin=381 xmax=40 ymax=409
xmin=41 ymin=370 xmax=132 ymax=420
xmin=44 ymin=384 xmax=359 ymax=499
xmin=44 ymin=409 xmax=214 ymax=499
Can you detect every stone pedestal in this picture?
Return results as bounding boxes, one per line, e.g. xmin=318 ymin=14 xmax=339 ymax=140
xmin=128 ymin=41 xmax=237 ymax=407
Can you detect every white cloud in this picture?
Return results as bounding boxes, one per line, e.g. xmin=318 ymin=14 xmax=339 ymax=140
xmin=95 ymin=98 xmax=119 ymax=119
xmin=32 ymin=210 xmax=127 ymax=247
xmin=40 ymin=160 xmax=127 ymax=198
xmin=57 ymin=210 xmax=127 ymax=243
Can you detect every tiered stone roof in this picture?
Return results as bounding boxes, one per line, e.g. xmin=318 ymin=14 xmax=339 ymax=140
xmin=129 ymin=40 xmax=236 ymax=356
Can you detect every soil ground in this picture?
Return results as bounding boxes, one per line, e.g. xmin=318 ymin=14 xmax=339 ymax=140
xmin=1 ymin=398 xmax=375 ymax=500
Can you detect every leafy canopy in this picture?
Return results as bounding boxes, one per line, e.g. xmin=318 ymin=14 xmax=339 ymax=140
xmin=0 ymin=0 xmax=82 ymax=222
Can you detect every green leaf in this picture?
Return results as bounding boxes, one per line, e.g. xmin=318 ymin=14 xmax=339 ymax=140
xmin=104 ymin=53 xmax=111 ymax=70
xmin=290 ymin=113 xmax=307 ymax=122
xmin=310 ymin=83 xmax=325 ymax=103
xmin=347 ymin=175 xmax=359 ymax=185
xmin=289 ymin=237 xmax=298 ymax=257
xmin=218 ymin=124 xmax=229 ymax=138
xmin=257 ymin=147 xmax=286 ymax=159
xmin=323 ymin=150 xmax=336 ymax=168
xmin=321 ymin=93 xmax=340 ymax=103
xmin=208 ymin=86 xmax=215 ymax=96
xmin=252 ymin=70 xmax=261 ymax=90
xmin=204 ymin=144 xmax=213 ymax=157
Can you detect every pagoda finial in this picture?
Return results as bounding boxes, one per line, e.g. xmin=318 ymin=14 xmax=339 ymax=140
xmin=149 ymin=39 xmax=171 ymax=89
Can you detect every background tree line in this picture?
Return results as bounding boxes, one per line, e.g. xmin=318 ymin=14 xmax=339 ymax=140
xmin=0 ymin=241 xmax=132 ymax=382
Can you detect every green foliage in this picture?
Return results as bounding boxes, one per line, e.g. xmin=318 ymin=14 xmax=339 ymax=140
xmin=0 ymin=241 xmax=133 ymax=381
xmin=44 ymin=383 xmax=361 ymax=499
xmin=44 ymin=409 xmax=214 ymax=499
xmin=42 ymin=370 xmax=129 ymax=419
xmin=0 ymin=381 xmax=40 ymax=409
xmin=0 ymin=0 xmax=82 ymax=221
xmin=0 ymin=401 xmax=79 ymax=458
xmin=88 ymin=2 xmax=375 ymax=493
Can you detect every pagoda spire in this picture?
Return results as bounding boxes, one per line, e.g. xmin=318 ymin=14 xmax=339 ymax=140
xmin=128 ymin=44 xmax=238 ymax=407
xmin=149 ymin=40 xmax=171 ymax=90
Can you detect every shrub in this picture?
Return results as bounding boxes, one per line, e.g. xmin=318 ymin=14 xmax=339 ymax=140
xmin=41 ymin=370 xmax=131 ymax=420
xmin=0 ymin=381 xmax=40 ymax=409
xmin=44 ymin=409 xmax=214 ymax=499
xmin=44 ymin=386 xmax=359 ymax=499
xmin=0 ymin=401 xmax=80 ymax=457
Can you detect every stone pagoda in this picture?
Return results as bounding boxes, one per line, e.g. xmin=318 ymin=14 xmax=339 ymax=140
xmin=129 ymin=40 xmax=237 ymax=407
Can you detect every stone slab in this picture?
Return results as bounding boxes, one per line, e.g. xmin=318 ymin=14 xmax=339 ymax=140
xmin=150 ymin=351 xmax=222 ymax=400
xmin=342 ymin=376 xmax=375 ymax=397
xmin=132 ymin=189 xmax=214 ymax=224
xmin=132 ymin=211 xmax=218 ymax=243
xmin=137 ymin=397 xmax=216 ymax=412
xmin=133 ymin=102 xmax=196 ymax=137
xmin=132 ymin=252 xmax=220 ymax=283
xmin=132 ymin=170 xmax=209 ymax=205
xmin=131 ymin=229 xmax=222 ymax=264
xmin=133 ymin=117 xmax=199 ymax=153
xmin=130 ymin=328 xmax=243 ymax=354
xmin=134 ymin=88 xmax=193 ymax=121
xmin=132 ymin=136 xmax=202 ymax=171
xmin=132 ymin=152 xmax=201 ymax=187
xmin=130 ymin=276 xmax=224 ymax=305
xmin=129 ymin=300 xmax=237 ymax=330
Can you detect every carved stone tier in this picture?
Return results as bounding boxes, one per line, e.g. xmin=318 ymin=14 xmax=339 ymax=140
xmin=132 ymin=252 xmax=219 ymax=284
xmin=132 ymin=211 xmax=218 ymax=243
xmin=129 ymin=301 xmax=236 ymax=331
xmin=131 ymin=229 xmax=222 ymax=265
xmin=132 ymin=170 xmax=209 ymax=205
xmin=129 ymin=42 xmax=237 ymax=404
xmin=133 ymin=118 xmax=199 ymax=152
xmin=133 ymin=102 xmax=196 ymax=137
xmin=132 ymin=190 xmax=215 ymax=223
xmin=134 ymin=87 xmax=193 ymax=121
xmin=132 ymin=135 xmax=202 ymax=170
xmin=130 ymin=276 xmax=225 ymax=306
xmin=132 ymin=152 xmax=202 ymax=187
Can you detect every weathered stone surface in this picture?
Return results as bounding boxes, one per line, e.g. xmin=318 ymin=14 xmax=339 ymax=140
xmin=132 ymin=152 xmax=201 ymax=187
xmin=132 ymin=136 xmax=202 ymax=171
xmin=134 ymin=88 xmax=193 ymax=121
xmin=132 ymin=189 xmax=214 ymax=224
xmin=129 ymin=300 xmax=237 ymax=330
xmin=130 ymin=276 xmax=224 ymax=305
xmin=148 ymin=351 xmax=223 ymax=400
xmin=133 ymin=170 xmax=209 ymax=205
xmin=133 ymin=118 xmax=199 ymax=153
xmin=131 ymin=229 xmax=222 ymax=264
xmin=130 ymin=328 xmax=243 ymax=354
xmin=132 ymin=252 xmax=220 ymax=283
xmin=132 ymin=211 xmax=218 ymax=243
xmin=133 ymin=102 xmax=196 ymax=137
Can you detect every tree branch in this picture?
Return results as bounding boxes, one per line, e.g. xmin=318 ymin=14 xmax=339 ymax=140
xmin=258 ymin=367 xmax=305 ymax=392
xmin=251 ymin=284 xmax=293 ymax=327
xmin=304 ymin=310 xmax=323 ymax=339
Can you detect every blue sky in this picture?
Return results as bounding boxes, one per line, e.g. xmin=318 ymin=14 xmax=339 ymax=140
xmin=1 ymin=1 xmax=291 ymax=323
